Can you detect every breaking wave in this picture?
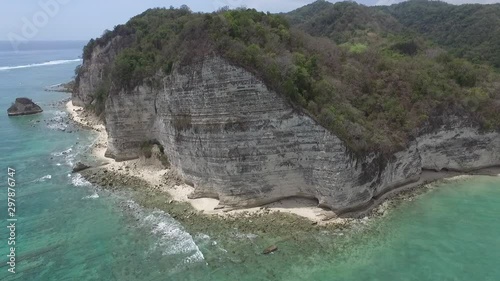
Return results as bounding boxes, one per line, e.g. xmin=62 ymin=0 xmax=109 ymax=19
xmin=71 ymin=174 xmax=92 ymax=187
xmin=0 ymin=59 xmax=81 ymax=71
xmin=122 ymin=200 xmax=206 ymax=266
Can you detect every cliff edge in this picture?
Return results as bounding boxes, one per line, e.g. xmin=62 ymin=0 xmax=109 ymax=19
xmin=73 ymin=8 xmax=500 ymax=215
xmin=75 ymin=53 xmax=500 ymax=214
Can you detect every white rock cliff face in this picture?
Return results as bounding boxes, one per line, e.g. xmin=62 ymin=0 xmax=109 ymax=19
xmin=75 ymin=55 xmax=500 ymax=214
xmin=74 ymin=36 xmax=133 ymax=107
xmin=418 ymin=124 xmax=500 ymax=171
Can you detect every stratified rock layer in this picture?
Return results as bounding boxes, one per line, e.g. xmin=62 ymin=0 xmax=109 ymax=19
xmin=73 ymin=36 xmax=134 ymax=107
xmin=75 ymin=55 xmax=500 ymax=214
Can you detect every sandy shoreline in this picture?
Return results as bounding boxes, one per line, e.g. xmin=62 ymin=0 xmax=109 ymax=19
xmin=65 ymin=100 xmax=500 ymax=224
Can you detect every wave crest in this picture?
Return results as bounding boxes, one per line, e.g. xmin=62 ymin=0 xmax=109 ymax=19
xmin=122 ymin=200 xmax=206 ymax=266
xmin=0 ymin=59 xmax=82 ymax=71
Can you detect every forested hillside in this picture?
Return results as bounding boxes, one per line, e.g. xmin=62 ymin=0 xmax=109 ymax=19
xmin=381 ymin=0 xmax=500 ymax=68
xmin=286 ymin=1 xmax=402 ymax=44
xmin=288 ymin=0 xmax=500 ymax=68
xmin=78 ymin=2 xmax=500 ymax=156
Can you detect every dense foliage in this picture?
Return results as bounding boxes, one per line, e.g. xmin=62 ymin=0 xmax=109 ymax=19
xmin=381 ymin=0 xmax=500 ymax=68
xmin=286 ymin=1 xmax=402 ymax=44
xmin=80 ymin=3 xmax=500 ymax=156
xmin=289 ymin=0 xmax=500 ymax=69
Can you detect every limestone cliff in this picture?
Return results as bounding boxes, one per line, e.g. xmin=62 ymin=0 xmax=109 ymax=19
xmin=74 ymin=53 xmax=500 ymax=214
xmin=73 ymin=35 xmax=133 ymax=107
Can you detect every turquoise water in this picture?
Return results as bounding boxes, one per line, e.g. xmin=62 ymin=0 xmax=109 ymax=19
xmin=0 ymin=42 xmax=499 ymax=281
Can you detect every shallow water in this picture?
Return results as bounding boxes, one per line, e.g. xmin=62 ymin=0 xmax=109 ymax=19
xmin=0 ymin=42 xmax=499 ymax=281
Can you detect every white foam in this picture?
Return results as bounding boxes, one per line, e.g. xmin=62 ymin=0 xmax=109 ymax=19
xmin=36 ymin=175 xmax=52 ymax=182
xmin=71 ymin=174 xmax=92 ymax=187
xmin=27 ymin=174 xmax=52 ymax=184
xmin=83 ymin=193 xmax=99 ymax=200
xmin=233 ymin=233 xmax=258 ymax=240
xmin=47 ymin=111 xmax=69 ymax=131
xmin=66 ymin=154 xmax=76 ymax=167
xmin=51 ymin=147 xmax=76 ymax=166
xmin=47 ymin=123 xmax=68 ymax=131
xmin=51 ymin=148 xmax=73 ymax=157
xmin=0 ymin=59 xmax=82 ymax=71
xmin=122 ymin=200 xmax=205 ymax=265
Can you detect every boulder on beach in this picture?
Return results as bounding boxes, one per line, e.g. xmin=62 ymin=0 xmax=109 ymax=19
xmin=72 ymin=162 xmax=91 ymax=173
xmin=7 ymin=98 xmax=43 ymax=116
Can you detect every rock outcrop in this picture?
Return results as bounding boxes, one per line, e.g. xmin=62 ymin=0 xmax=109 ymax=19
xmin=7 ymin=98 xmax=43 ymax=116
xmin=263 ymin=245 xmax=278 ymax=255
xmin=72 ymin=162 xmax=91 ymax=173
xmin=74 ymin=54 xmax=500 ymax=215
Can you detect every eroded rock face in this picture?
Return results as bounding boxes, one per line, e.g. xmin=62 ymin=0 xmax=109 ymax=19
xmin=7 ymin=98 xmax=43 ymax=116
xmin=73 ymin=36 xmax=134 ymax=107
xmin=418 ymin=124 xmax=500 ymax=171
xmin=75 ymin=55 xmax=500 ymax=213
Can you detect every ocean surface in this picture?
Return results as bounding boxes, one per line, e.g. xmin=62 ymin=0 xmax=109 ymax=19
xmin=0 ymin=41 xmax=499 ymax=281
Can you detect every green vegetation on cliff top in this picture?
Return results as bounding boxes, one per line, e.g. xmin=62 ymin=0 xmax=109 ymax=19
xmin=79 ymin=1 xmax=500 ymax=156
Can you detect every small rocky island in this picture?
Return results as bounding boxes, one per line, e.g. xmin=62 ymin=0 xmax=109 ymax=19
xmin=7 ymin=98 xmax=43 ymax=116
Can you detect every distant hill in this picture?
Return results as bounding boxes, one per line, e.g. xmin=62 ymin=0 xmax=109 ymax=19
xmin=287 ymin=0 xmax=500 ymax=68
xmin=380 ymin=0 xmax=500 ymax=68
xmin=286 ymin=1 xmax=402 ymax=44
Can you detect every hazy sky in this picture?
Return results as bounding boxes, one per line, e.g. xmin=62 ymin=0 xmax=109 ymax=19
xmin=1 ymin=0 xmax=499 ymax=41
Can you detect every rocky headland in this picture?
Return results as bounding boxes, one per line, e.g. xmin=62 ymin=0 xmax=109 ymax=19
xmin=70 ymin=7 xmax=500 ymax=220
xmin=73 ymin=52 xmax=500 ymax=217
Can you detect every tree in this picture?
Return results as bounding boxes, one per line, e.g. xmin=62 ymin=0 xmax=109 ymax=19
xmin=180 ymin=4 xmax=191 ymax=13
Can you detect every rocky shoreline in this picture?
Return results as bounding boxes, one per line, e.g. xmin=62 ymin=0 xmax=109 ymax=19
xmin=65 ymin=101 xmax=359 ymax=226
xmin=65 ymin=100 xmax=500 ymax=232
xmin=340 ymin=168 xmax=500 ymax=218
xmin=65 ymin=101 xmax=361 ymax=235
xmin=80 ymin=168 xmax=340 ymax=235
xmin=44 ymin=81 xmax=74 ymax=93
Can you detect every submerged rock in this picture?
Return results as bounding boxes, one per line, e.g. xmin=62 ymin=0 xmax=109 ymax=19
xmin=263 ymin=245 xmax=278 ymax=255
xmin=44 ymin=81 xmax=74 ymax=93
xmin=72 ymin=162 xmax=91 ymax=173
xmin=7 ymin=98 xmax=43 ymax=116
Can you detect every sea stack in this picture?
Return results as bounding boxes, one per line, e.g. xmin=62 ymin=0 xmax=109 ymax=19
xmin=7 ymin=98 xmax=43 ymax=116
